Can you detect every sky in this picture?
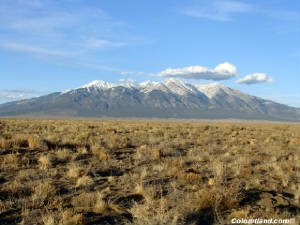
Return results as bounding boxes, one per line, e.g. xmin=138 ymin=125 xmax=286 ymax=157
xmin=0 ymin=0 xmax=299 ymax=107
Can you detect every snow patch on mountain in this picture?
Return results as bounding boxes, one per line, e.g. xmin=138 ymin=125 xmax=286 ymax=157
xmin=140 ymin=80 xmax=169 ymax=94
xmin=162 ymin=78 xmax=199 ymax=95
xmin=194 ymin=83 xmax=226 ymax=98
xmin=82 ymin=80 xmax=116 ymax=89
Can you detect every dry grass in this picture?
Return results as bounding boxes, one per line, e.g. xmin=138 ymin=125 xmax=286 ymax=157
xmin=42 ymin=214 xmax=55 ymax=225
xmin=0 ymin=118 xmax=299 ymax=225
xmin=60 ymin=209 xmax=84 ymax=225
xmin=38 ymin=154 xmax=54 ymax=170
xmin=76 ymin=175 xmax=94 ymax=188
xmin=28 ymin=135 xmax=42 ymax=149
xmin=67 ymin=163 xmax=81 ymax=178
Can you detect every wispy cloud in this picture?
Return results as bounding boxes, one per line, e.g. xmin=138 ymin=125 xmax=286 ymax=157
xmin=3 ymin=89 xmax=38 ymax=94
xmin=121 ymin=72 xmax=133 ymax=76
xmin=180 ymin=0 xmax=299 ymax=22
xmin=85 ymin=38 xmax=127 ymax=49
xmin=155 ymin=62 xmax=238 ymax=80
xmin=0 ymin=42 xmax=122 ymax=72
xmin=0 ymin=42 xmax=75 ymax=57
xmin=236 ymin=73 xmax=273 ymax=84
xmin=119 ymin=78 xmax=136 ymax=83
xmin=0 ymin=87 xmax=52 ymax=103
xmin=265 ymin=9 xmax=300 ymax=21
xmin=0 ymin=93 xmax=25 ymax=100
xmin=72 ymin=62 xmax=122 ymax=73
xmin=0 ymin=0 xmax=134 ymax=72
xmin=180 ymin=0 xmax=253 ymax=21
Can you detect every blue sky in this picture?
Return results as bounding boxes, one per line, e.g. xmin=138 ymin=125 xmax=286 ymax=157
xmin=0 ymin=0 xmax=299 ymax=107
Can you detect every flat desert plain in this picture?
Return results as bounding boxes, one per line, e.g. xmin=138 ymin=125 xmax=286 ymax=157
xmin=0 ymin=119 xmax=299 ymax=225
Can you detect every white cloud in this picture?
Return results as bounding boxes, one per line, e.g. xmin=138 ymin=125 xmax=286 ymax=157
xmin=85 ymin=38 xmax=126 ymax=49
xmin=121 ymin=71 xmax=133 ymax=76
xmin=181 ymin=0 xmax=253 ymax=21
xmin=72 ymin=62 xmax=121 ymax=72
xmin=180 ymin=0 xmax=299 ymax=22
xmin=155 ymin=62 xmax=237 ymax=80
xmin=137 ymin=72 xmax=145 ymax=76
xmin=0 ymin=93 xmax=25 ymax=100
xmin=0 ymin=42 xmax=75 ymax=57
xmin=235 ymin=73 xmax=273 ymax=84
xmin=0 ymin=88 xmax=52 ymax=103
xmin=3 ymin=89 xmax=37 ymax=94
xmin=119 ymin=78 xmax=136 ymax=83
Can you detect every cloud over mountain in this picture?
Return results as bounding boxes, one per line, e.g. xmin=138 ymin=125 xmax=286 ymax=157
xmin=0 ymin=88 xmax=47 ymax=103
xmin=119 ymin=78 xmax=136 ymax=83
xmin=0 ymin=93 xmax=24 ymax=100
xmin=121 ymin=72 xmax=133 ymax=76
xmin=156 ymin=62 xmax=238 ymax=81
xmin=236 ymin=73 xmax=273 ymax=84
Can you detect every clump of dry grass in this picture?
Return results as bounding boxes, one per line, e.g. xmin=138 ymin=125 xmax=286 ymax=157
xmin=71 ymin=192 xmax=107 ymax=212
xmin=74 ymin=132 xmax=90 ymax=146
xmin=56 ymin=148 xmax=70 ymax=162
xmin=4 ymin=179 xmax=32 ymax=200
xmin=38 ymin=154 xmax=55 ymax=169
xmin=76 ymin=175 xmax=94 ymax=188
xmin=60 ymin=209 xmax=84 ymax=225
xmin=71 ymin=191 xmax=123 ymax=215
xmin=3 ymin=153 xmax=19 ymax=169
xmin=12 ymin=134 xmax=29 ymax=148
xmin=138 ymin=145 xmax=147 ymax=151
xmin=91 ymin=145 xmax=111 ymax=160
xmin=107 ymin=134 xmax=132 ymax=149
xmin=42 ymin=214 xmax=55 ymax=225
xmin=152 ymin=148 xmax=162 ymax=160
xmin=179 ymin=172 xmax=202 ymax=185
xmin=129 ymin=186 xmax=185 ymax=225
xmin=78 ymin=146 xmax=88 ymax=154
xmin=93 ymin=194 xmax=108 ymax=214
xmin=134 ymin=182 xmax=144 ymax=195
xmin=0 ymin=137 xmax=11 ymax=149
xmin=71 ymin=192 xmax=99 ymax=209
xmin=31 ymin=180 xmax=56 ymax=205
xmin=67 ymin=163 xmax=81 ymax=178
xmin=28 ymin=135 xmax=42 ymax=149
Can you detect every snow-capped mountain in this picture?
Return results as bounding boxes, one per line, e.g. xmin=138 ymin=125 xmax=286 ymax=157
xmin=0 ymin=79 xmax=299 ymax=121
xmin=82 ymin=80 xmax=116 ymax=89
xmin=64 ymin=78 xmax=228 ymax=97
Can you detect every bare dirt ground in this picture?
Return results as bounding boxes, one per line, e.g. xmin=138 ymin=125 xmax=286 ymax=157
xmin=0 ymin=118 xmax=299 ymax=225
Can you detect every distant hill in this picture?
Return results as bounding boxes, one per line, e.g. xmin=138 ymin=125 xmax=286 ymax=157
xmin=0 ymin=78 xmax=299 ymax=121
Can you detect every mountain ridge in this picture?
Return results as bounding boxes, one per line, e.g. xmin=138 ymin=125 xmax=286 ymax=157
xmin=0 ymin=79 xmax=299 ymax=122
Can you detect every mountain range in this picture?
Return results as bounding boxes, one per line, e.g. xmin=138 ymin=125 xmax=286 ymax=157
xmin=0 ymin=78 xmax=299 ymax=121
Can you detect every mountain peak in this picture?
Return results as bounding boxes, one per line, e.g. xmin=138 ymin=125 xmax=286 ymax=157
xmin=140 ymin=80 xmax=160 ymax=87
xmin=82 ymin=80 xmax=115 ymax=89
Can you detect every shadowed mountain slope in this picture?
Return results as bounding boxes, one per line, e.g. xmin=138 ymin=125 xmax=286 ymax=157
xmin=0 ymin=79 xmax=299 ymax=121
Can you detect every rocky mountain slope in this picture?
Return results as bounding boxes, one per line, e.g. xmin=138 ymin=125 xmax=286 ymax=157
xmin=0 ymin=78 xmax=299 ymax=121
